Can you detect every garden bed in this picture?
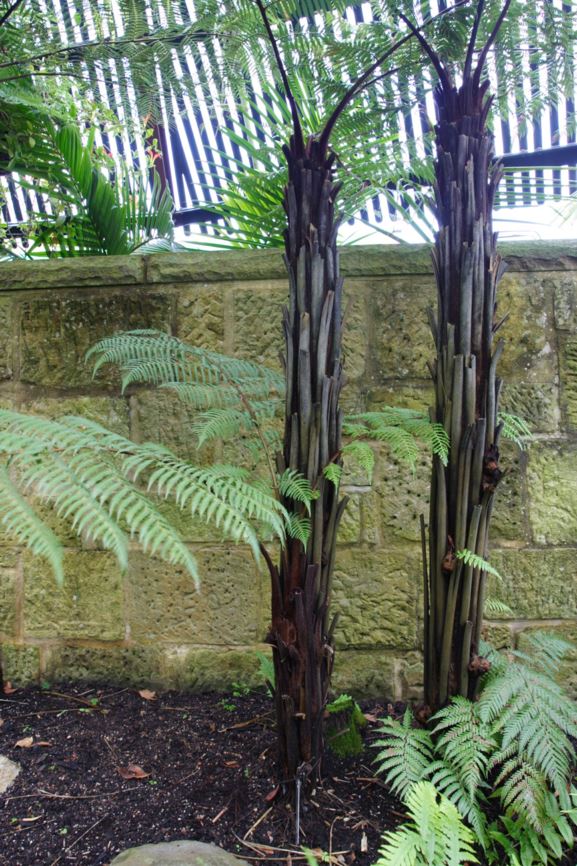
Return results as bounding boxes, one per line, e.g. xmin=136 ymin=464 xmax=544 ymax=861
xmin=0 ymin=685 xmax=402 ymax=866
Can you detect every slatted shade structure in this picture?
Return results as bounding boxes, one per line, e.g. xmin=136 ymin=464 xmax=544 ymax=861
xmin=2 ymin=0 xmax=577 ymax=242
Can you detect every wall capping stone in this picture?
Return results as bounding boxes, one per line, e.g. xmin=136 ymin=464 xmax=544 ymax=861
xmin=3 ymin=239 xmax=577 ymax=293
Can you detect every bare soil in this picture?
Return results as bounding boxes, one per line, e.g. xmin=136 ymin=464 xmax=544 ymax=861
xmin=0 ymin=685 xmax=403 ymax=866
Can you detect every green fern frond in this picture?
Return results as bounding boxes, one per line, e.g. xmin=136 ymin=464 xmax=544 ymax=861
xmin=425 ymin=761 xmax=489 ymax=846
xmin=191 ymin=408 xmax=251 ymax=447
xmin=0 ymin=408 xmax=291 ymax=582
xmin=375 ymin=782 xmax=478 ymax=866
xmin=285 ymin=513 xmax=311 ymax=547
xmin=484 ymin=597 xmax=514 ymax=617
xmin=323 ymin=462 xmax=342 ymax=487
xmin=341 ymin=440 xmax=376 ymax=478
xmin=432 ymin=697 xmax=496 ymax=800
xmin=498 ymin=412 xmax=533 ymax=451
xmin=455 ymin=549 xmax=502 ymax=579
xmin=277 ymin=469 xmax=319 ymax=512
xmin=0 ymin=466 xmax=64 ymax=585
xmin=373 ymin=709 xmax=434 ymax=800
xmin=343 ymin=409 xmax=449 ymax=468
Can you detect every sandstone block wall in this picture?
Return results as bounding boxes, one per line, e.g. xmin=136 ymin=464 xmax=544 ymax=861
xmin=0 ymin=242 xmax=576 ymax=699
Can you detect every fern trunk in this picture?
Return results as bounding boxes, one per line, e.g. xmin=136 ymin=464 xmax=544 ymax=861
xmin=265 ymin=133 xmax=346 ymax=787
xmin=424 ymin=50 xmax=507 ymax=710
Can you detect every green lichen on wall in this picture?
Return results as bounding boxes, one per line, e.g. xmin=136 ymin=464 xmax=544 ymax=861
xmin=0 ymin=243 xmax=576 ymax=696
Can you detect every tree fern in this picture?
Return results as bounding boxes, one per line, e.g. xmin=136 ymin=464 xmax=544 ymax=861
xmin=277 ymin=469 xmax=318 ymax=512
xmin=374 ymin=782 xmax=478 ymax=866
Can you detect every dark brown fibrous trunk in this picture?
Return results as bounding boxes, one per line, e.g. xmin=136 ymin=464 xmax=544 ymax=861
xmin=422 ymin=2 xmax=510 ymax=711
xmin=265 ymin=133 xmax=347 ymax=788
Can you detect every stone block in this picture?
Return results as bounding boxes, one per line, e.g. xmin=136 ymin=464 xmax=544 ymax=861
xmin=526 ymin=444 xmax=577 ymax=544
xmin=177 ymin=284 xmax=225 ymax=351
xmin=368 ymin=277 xmax=434 ymax=381
xmin=110 ymin=840 xmax=250 ymax=866
xmin=496 ymin=273 xmax=556 ymax=384
xmin=490 ymin=445 xmax=528 ymax=542
xmin=0 ymin=256 xmax=146 ymax=290
xmin=342 ymin=281 xmax=370 ymax=382
xmin=332 ymin=547 xmax=420 ymax=650
xmin=0 ymin=299 xmax=14 ymax=380
xmin=0 ymin=644 xmax=40 ymax=685
xmin=130 ymin=390 xmax=216 ymax=464
xmin=44 ymin=645 xmax=162 ymax=686
xmin=553 ymin=272 xmax=577 ymax=330
xmin=481 ymin=622 xmax=514 ymax=649
xmin=23 ymin=551 xmax=124 ymax=640
xmin=146 ymin=249 xmax=287 ymax=283
xmin=231 ymin=282 xmax=285 ymax=369
xmin=499 ymin=382 xmax=560 ymax=436
xmin=488 ymin=548 xmax=577 ymax=619
xmin=559 ymin=337 xmax=577 ymax=430
xmin=337 ymin=496 xmax=361 ymax=544
xmin=158 ymin=646 xmax=262 ymax=691
xmin=0 ymin=570 xmax=17 ymax=639
xmin=20 ymin=292 xmax=171 ymax=388
xmin=372 ymin=447 xmax=431 ymax=544
xmin=331 ymin=648 xmax=423 ymax=700
xmin=21 ymin=395 xmax=130 ymax=437
xmin=125 ymin=548 xmax=265 ymax=645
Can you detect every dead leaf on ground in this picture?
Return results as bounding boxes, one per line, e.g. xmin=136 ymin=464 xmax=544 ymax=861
xmin=3 ymin=682 xmax=16 ymax=695
xmin=137 ymin=689 xmax=157 ymax=701
xmin=223 ymin=760 xmax=239 ymax=768
xmin=363 ymin=713 xmax=379 ymax=723
xmin=360 ymin=832 xmax=368 ymax=853
xmin=264 ymin=785 xmax=280 ymax=802
xmin=14 ymin=737 xmax=51 ymax=748
xmin=116 ymin=764 xmax=150 ymax=780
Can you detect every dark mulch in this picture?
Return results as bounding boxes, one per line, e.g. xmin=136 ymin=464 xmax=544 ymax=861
xmin=0 ymin=684 xmax=404 ymax=866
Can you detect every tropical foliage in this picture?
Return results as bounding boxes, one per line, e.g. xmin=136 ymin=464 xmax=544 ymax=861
xmin=374 ymin=632 xmax=577 ymax=866
xmin=1 ymin=123 xmax=174 ymax=257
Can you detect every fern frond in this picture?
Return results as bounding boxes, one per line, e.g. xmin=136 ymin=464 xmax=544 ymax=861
xmin=0 ymin=408 xmax=290 ymax=582
xmin=375 ymin=782 xmax=478 ymax=866
xmin=373 ymin=709 xmax=434 ymax=800
xmin=277 ymin=469 xmax=318 ymax=512
xmin=191 ymin=407 xmax=251 ymax=447
xmin=425 ymin=761 xmax=489 ymax=846
xmin=432 ymin=696 xmax=496 ymax=800
xmin=323 ymin=462 xmax=342 ymax=486
xmin=343 ymin=409 xmax=449 ymax=468
xmin=285 ymin=513 xmax=311 ymax=547
xmin=0 ymin=466 xmax=64 ymax=585
xmin=341 ymin=440 xmax=375 ymax=478
xmin=455 ymin=549 xmax=502 ymax=579
xmin=493 ymin=755 xmax=548 ymax=833
xmin=498 ymin=412 xmax=533 ymax=450
xmin=484 ymin=597 xmax=514 ymax=617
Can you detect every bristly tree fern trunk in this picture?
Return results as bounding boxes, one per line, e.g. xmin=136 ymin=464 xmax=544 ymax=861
xmin=402 ymin=0 xmax=511 ymax=711
xmin=269 ymin=129 xmax=347 ymax=786
xmin=254 ymin=0 xmax=440 ymax=788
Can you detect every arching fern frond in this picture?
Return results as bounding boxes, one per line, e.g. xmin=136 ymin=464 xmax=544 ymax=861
xmin=498 ymin=412 xmax=533 ymax=451
xmin=374 ymin=782 xmax=479 ymax=866
xmin=0 ymin=409 xmax=290 ymax=583
xmin=343 ymin=409 xmax=449 ymax=468
xmin=277 ymin=469 xmax=318 ymax=512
